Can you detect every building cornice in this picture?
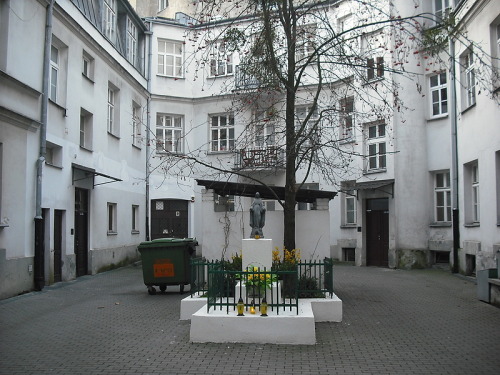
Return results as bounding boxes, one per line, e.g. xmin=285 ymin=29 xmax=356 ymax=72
xmin=0 ymin=106 xmax=41 ymax=132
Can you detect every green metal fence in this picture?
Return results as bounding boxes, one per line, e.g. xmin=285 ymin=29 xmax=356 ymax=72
xmin=190 ymin=257 xmax=334 ymax=315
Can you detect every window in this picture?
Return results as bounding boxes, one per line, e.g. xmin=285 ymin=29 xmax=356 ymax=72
xmin=82 ymin=50 xmax=94 ymax=80
xmin=107 ymin=84 xmax=120 ymax=136
xmin=472 ymin=164 xmax=480 ymax=223
xmin=50 ymin=45 xmax=59 ymax=101
xmin=491 ymin=20 xmax=500 ymax=89
xmin=104 ymin=0 xmax=117 ymax=42
xmin=45 ymin=142 xmax=63 ymax=168
xmin=107 ymin=202 xmax=117 ymax=234
xmin=430 ymin=72 xmax=448 ymax=117
xmin=296 ymin=24 xmax=316 ymax=62
xmin=132 ymin=103 xmax=141 ymax=147
xmin=210 ymin=41 xmax=233 ymax=77
xmin=254 ymin=109 xmax=275 ymax=148
xmin=80 ymin=108 xmax=93 ymax=150
xmin=156 ymin=114 xmax=183 ymax=153
xmin=464 ymin=161 xmax=479 ymax=224
xmin=158 ymin=39 xmax=184 ymax=78
xmin=340 ymin=97 xmax=354 ymax=141
xmin=210 ymin=113 xmax=234 ymax=152
xmin=367 ymin=57 xmax=384 ymax=81
xmin=337 ymin=14 xmax=352 ymax=33
xmin=461 ymin=50 xmax=476 ymax=108
xmin=296 ymin=105 xmax=320 ymax=148
xmin=158 ymin=0 xmax=168 ymax=12
xmin=434 ymin=172 xmax=451 ymax=222
xmin=214 ymin=193 xmax=235 ymax=212
xmin=297 ymin=183 xmax=319 ymax=211
xmin=126 ymin=18 xmax=138 ymax=65
xmin=366 ymin=123 xmax=386 ymax=171
xmin=434 ymin=0 xmax=453 ymax=21
xmin=132 ymin=205 xmax=139 ymax=233
xmin=345 ymin=191 xmax=356 ymax=225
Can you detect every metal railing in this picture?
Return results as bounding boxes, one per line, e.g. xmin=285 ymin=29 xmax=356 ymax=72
xmin=190 ymin=257 xmax=334 ymax=314
xmin=234 ymin=147 xmax=285 ymax=170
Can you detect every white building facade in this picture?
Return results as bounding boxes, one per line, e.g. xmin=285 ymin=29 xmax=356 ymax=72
xmin=0 ymin=0 xmax=149 ymax=299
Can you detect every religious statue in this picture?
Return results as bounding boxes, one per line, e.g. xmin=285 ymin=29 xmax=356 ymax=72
xmin=250 ymin=192 xmax=266 ymax=238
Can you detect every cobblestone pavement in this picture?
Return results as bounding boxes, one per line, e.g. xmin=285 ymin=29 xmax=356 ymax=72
xmin=1 ymin=263 xmax=499 ymax=375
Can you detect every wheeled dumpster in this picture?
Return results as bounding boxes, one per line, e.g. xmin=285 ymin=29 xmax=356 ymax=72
xmin=137 ymin=238 xmax=198 ymax=295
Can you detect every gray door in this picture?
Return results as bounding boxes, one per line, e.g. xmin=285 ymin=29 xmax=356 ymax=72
xmin=366 ymin=198 xmax=389 ymax=267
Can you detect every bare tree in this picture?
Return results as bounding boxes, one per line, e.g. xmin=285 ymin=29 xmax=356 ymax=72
xmin=151 ymin=0 xmax=498 ymax=251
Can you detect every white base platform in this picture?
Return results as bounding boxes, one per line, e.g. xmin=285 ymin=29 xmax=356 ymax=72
xmin=190 ymin=299 xmax=316 ymax=345
xmin=182 ymin=293 xmax=342 ymax=344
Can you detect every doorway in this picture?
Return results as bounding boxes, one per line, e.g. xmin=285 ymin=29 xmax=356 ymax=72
xmin=151 ymin=199 xmax=188 ymax=239
xmin=366 ymin=198 xmax=389 ymax=267
xmin=53 ymin=210 xmax=63 ymax=282
xmin=74 ymin=188 xmax=89 ymax=277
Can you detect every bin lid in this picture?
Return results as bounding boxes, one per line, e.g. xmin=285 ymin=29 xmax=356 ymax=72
xmin=137 ymin=237 xmax=198 ymax=249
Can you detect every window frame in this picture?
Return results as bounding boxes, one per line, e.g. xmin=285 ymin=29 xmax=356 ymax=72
xmin=365 ymin=122 xmax=386 ymax=172
xmin=434 ymin=171 xmax=451 ymax=222
xmin=295 ymin=24 xmax=317 ymax=63
xmin=103 ymin=0 xmax=117 ymax=42
xmin=80 ymin=108 xmax=93 ymax=150
xmin=214 ymin=193 xmax=235 ymax=212
xmin=156 ymin=113 xmax=184 ymax=153
xmin=157 ymin=39 xmax=184 ymax=78
xmin=253 ymin=109 xmax=276 ymax=149
xmin=344 ymin=191 xmax=357 ymax=225
xmin=107 ymin=84 xmax=120 ymax=137
xmin=82 ymin=50 xmax=95 ymax=81
xmin=210 ymin=113 xmax=235 ymax=152
xmin=209 ymin=41 xmax=234 ymax=77
xmin=367 ymin=56 xmax=384 ymax=81
xmin=132 ymin=205 xmax=139 ymax=234
xmin=50 ymin=44 xmax=59 ymax=102
xmin=126 ymin=17 xmax=138 ymax=65
xmin=429 ymin=72 xmax=448 ymax=118
xmin=340 ymin=97 xmax=354 ymax=141
xmin=107 ymin=202 xmax=117 ymax=235
xmin=295 ymin=105 xmax=320 ymax=148
xmin=132 ymin=103 xmax=141 ymax=148
xmin=472 ymin=164 xmax=480 ymax=223
xmin=461 ymin=50 xmax=476 ymax=109
xmin=434 ymin=0 xmax=453 ymax=22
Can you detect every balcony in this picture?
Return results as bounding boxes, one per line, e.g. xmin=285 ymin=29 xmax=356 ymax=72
xmin=234 ymin=64 xmax=280 ymax=91
xmin=234 ymin=147 xmax=285 ymax=170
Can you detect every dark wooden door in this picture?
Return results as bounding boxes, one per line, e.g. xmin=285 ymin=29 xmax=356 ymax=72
xmin=151 ymin=199 xmax=188 ymax=239
xmin=53 ymin=210 xmax=63 ymax=282
xmin=75 ymin=188 xmax=89 ymax=277
xmin=366 ymin=198 xmax=389 ymax=267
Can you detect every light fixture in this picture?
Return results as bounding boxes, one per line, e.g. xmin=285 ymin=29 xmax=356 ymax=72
xmin=260 ymin=297 xmax=268 ymax=317
xmin=237 ymin=297 xmax=245 ymax=316
xmin=249 ymin=300 xmax=256 ymax=314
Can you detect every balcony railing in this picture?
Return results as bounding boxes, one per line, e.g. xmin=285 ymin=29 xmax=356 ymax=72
xmin=234 ymin=147 xmax=285 ymax=170
xmin=234 ymin=64 xmax=279 ymax=91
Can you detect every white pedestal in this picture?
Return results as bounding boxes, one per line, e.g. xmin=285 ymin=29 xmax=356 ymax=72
xmin=242 ymin=238 xmax=273 ymax=270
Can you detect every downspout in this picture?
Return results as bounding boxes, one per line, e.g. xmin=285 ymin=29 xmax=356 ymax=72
xmin=449 ymin=35 xmax=460 ymax=274
xmin=35 ymin=0 xmax=55 ymax=291
xmin=145 ymin=21 xmax=153 ymax=241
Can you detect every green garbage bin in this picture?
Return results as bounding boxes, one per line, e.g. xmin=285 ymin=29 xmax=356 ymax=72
xmin=137 ymin=238 xmax=198 ymax=295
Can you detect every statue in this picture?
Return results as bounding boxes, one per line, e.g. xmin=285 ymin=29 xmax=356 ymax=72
xmin=250 ymin=192 xmax=266 ymax=238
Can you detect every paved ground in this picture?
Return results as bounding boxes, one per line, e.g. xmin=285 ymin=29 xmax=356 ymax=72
xmin=1 ymin=263 xmax=499 ymax=375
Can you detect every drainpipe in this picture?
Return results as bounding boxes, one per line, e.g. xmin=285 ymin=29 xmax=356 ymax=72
xmin=449 ymin=36 xmax=460 ymax=274
xmin=145 ymin=20 xmax=153 ymax=241
xmin=34 ymin=0 xmax=55 ymax=291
